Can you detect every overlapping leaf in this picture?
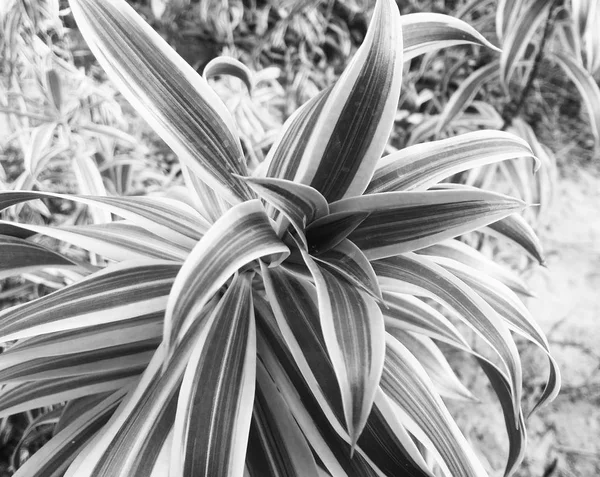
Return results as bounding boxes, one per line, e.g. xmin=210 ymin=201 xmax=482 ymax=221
xmin=312 ymin=189 xmax=526 ymax=260
xmin=70 ymin=0 xmax=253 ymax=204
xmin=367 ymin=130 xmax=536 ymax=193
xmin=163 ymin=199 xmax=288 ymax=347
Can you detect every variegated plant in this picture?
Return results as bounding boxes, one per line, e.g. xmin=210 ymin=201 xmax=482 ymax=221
xmin=0 ymin=0 xmax=560 ymax=476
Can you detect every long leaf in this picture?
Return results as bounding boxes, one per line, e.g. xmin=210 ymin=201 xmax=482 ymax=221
xmin=500 ymin=0 xmax=550 ymax=90
xmin=246 ymin=361 xmax=320 ymax=477
xmin=0 ymin=190 xmax=208 ymax=248
xmin=0 ymin=261 xmax=178 ymax=342
xmin=382 ymin=334 xmax=488 ymax=477
xmin=301 ymin=249 xmax=385 ymax=448
xmin=373 ymin=253 xmax=522 ymax=418
xmin=484 ymin=213 xmax=545 ymax=264
xmin=70 ymin=0 xmax=252 ymax=204
xmin=366 ymin=130 xmax=535 ymax=193
xmin=164 ymin=199 xmax=288 ymax=348
xmin=294 ymin=0 xmax=404 ymax=201
xmin=320 ymin=189 xmax=525 ymax=260
xmin=171 ymin=273 xmax=255 ymax=477
xmin=12 ymin=388 xmax=127 ymax=477
xmin=0 ymin=235 xmax=76 ymax=280
xmin=402 ymin=13 xmax=500 ymax=62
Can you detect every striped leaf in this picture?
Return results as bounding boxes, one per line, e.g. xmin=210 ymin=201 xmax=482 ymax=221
xmin=496 ymin=0 xmax=523 ymax=41
xmin=417 ymin=240 xmax=533 ymax=296
xmin=204 ymin=56 xmax=253 ymax=94
xmin=551 ymin=51 xmax=600 ymax=144
xmin=256 ymin=326 xmax=428 ymax=477
xmin=0 ymin=191 xmax=208 ymax=248
xmin=436 ymin=61 xmax=500 ymax=134
xmin=367 ymin=130 xmax=536 ymax=193
xmin=293 ymin=0 xmax=404 ymax=202
xmin=62 ymin=301 xmax=218 ymax=477
xmin=485 ymin=213 xmax=545 ymax=264
xmin=476 ymin=358 xmax=526 ymax=477
xmin=0 ymin=261 xmax=178 ymax=342
xmin=246 ymin=361 xmax=320 ymax=477
xmin=240 ymin=175 xmax=329 ymax=246
xmin=301 ymin=249 xmax=385 ymax=448
xmin=257 ymin=265 xmax=346 ymax=431
xmin=315 ymin=239 xmax=382 ymax=300
xmin=382 ymin=334 xmax=488 ymax=477
xmin=500 ymin=0 xmax=550 ymax=90
xmin=0 ymin=235 xmax=76 ymax=280
xmin=389 ymin=330 xmax=475 ymax=401
xmin=435 ymin=257 xmax=560 ymax=412
xmin=164 ymin=199 xmax=288 ymax=348
xmin=171 ymin=273 xmax=255 ymax=477
xmin=382 ymin=291 xmax=470 ymax=351
xmin=324 ymin=189 xmax=525 ymax=260
xmin=12 ymin=389 xmax=127 ymax=477
xmin=0 ymin=221 xmax=189 ymax=262
xmin=70 ymin=0 xmax=253 ymax=205
xmin=72 ymin=155 xmax=112 ymax=224
xmin=264 ymin=88 xmax=333 ymax=182
xmin=306 ymin=211 xmax=370 ymax=256
xmin=373 ymin=253 xmax=522 ymax=418
xmin=0 ymin=369 xmax=139 ymax=418
xmin=402 ymin=13 xmax=500 ymax=62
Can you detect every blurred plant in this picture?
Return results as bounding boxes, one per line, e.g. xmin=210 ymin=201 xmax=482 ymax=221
xmin=397 ymin=0 xmax=600 ymax=236
xmin=0 ymin=0 xmax=148 ymax=226
xmin=0 ymin=0 xmax=561 ymax=476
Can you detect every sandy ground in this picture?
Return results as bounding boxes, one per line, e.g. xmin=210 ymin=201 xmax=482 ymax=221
xmin=451 ymin=167 xmax=600 ymax=477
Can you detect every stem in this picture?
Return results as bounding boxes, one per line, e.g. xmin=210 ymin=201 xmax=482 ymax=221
xmin=501 ymin=0 xmax=561 ymax=129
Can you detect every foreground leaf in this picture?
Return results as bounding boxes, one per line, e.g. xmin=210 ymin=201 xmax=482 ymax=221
xmin=171 ymin=273 xmax=255 ymax=477
xmin=164 ymin=199 xmax=288 ymax=348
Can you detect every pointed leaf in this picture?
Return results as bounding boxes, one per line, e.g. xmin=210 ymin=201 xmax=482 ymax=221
xmin=328 ymin=189 xmax=526 ymax=260
xmin=373 ymin=252 xmax=522 ymax=417
xmin=401 ymin=13 xmax=500 ymax=62
xmin=246 ymin=361 xmax=320 ymax=477
xmin=301 ymin=249 xmax=385 ymax=447
xmin=294 ymin=0 xmax=404 ymax=201
xmin=389 ymin=330 xmax=475 ymax=401
xmin=0 ymin=235 xmax=76 ymax=280
xmin=164 ymin=199 xmax=288 ymax=347
xmin=417 ymin=239 xmax=534 ymax=296
xmin=382 ymin=291 xmax=470 ymax=351
xmin=382 ymin=334 xmax=488 ymax=477
xmin=367 ymin=130 xmax=536 ymax=193
xmin=0 ymin=261 xmax=178 ymax=342
xmin=70 ymin=0 xmax=252 ymax=204
xmin=306 ymin=211 xmax=370 ymax=255
xmin=485 ymin=213 xmax=545 ymax=264
xmin=0 ymin=190 xmax=208 ymax=248
xmin=171 ymin=273 xmax=255 ymax=477
xmin=315 ymin=239 xmax=382 ymax=300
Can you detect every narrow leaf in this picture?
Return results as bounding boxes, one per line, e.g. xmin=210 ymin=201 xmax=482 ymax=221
xmin=327 ymin=189 xmax=526 ymax=260
xmin=402 ymin=13 xmax=500 ymax=62
xmin=367 ymin=130 xmax=536 ymax=193
xmin=485 ymin=213 xmax=545 ymax=264
xmin=171 ymin=273 xmax=255 ymax=477
xmin=301 ymin=249 xmax=385 ymax=448
xmin=164 ymin=199 xmax=288 ymax=347
xmin=70 ymin=0 xmax=252 ymax=204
